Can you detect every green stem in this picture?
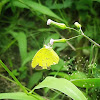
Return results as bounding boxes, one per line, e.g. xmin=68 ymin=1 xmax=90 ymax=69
xmin=28 ymin=88 xmax=35 ymax=94
xmin=94 ymin=48 xmax=98 ymax=63
xmin=0 ymin=60 xmax=28 ymax=94
xmin=66 ymin=27 xmax=79 ymax=33
xmin=66 ymin=26 xmax=100 ymax=48
xmin=83 ymin=34 xmax=100 ymax=47
xmin=53 ymin=35 xmax=82 ymax=43
xmin=0 ymin=74 xmax=16 ymax=83
xmin=66 ymin=35 xmax=82 ymax=41
xmin=86 ymin=87 xmax=88 ymax=95
xmin=80 ymin=28 xmax=100 ymax=48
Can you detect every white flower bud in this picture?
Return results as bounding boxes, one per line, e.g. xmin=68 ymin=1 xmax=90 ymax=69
xmin=47 ymin=19 xmax=52 ymax=25
xmin=47 ymin=19 xmax=67 ymax=29
xmin=74 ymin=22 xmax=81 ymax=28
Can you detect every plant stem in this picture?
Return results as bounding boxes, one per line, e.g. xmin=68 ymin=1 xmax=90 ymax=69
xmin=66 ymin=27 xmax=79 ymax=33
xmin=0 ymin=60 xmax=28 ymax=94
xmin=53 ymin=35 xmax=82 ymax=43
xmin=66 ymin=26 xmax=100 ymax=48
xmin=86 ymin=87 xmax=88 ymax=95
xmin=66 ymin=35 xmax=82 ymax=41
xmin=80 ymin=28 xmax=100 ymax=48
xmin=28 ymin=88 xmax=35 ymax=94
xmin=83 ymin=34 xmax=100 ymax=47
xmin=0 ymin=74 xmax=16 ymax=83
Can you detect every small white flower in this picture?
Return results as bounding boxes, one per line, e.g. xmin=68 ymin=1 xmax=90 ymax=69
xmin=50 ymin=38 xmax=54 ymax=45
xmin=47 ymin=19 xmax=52 ymax=25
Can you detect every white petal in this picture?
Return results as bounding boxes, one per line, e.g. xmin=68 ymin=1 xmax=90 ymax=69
xmin=47 ymin=19 xmax=52 ymax=25
xmin=50 ymin=38 xmax=54 ymax=45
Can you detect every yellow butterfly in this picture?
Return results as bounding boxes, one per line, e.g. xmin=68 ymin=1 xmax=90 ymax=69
xmin=31 ymin=45 xmax=59 ymax=69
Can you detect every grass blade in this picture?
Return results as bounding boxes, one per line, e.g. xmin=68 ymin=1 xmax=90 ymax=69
xmin=71 ymin=78 xmax=100 ymax=88
xmin=0 ymin=60 xmax=28 ymax=93
xmin=0 ymin=92 xmax=41 ymax=100
xmin=10 ymin=32 xmax=27 ymax=62
xmin=14 ymin=0 xmax=63 ymax=21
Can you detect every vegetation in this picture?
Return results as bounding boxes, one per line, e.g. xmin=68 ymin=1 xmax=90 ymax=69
xmin=0 ymin=0 xmax=100 ymax=100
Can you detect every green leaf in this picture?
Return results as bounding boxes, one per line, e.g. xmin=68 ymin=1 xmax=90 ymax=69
xmin=49 ymin=72 xmax=70 ymax=80
xmin=71 ymin=78 xmax=100 ymax=88
xmin=13 ymin=0 xmax=63 ymax=21
xmin=16 ymin=32 xmax=27 ymax=62
xmin=10 ymin=32 xmax=27 ymax=62
xmin=12 ymin=0 xmax=28 ymax=8
xmin=34 ymin=76 xmax=87 ymax=100
xmin=0 ymin=0 xmax=9 ymax=14
xmin=51 ymin=59 xmax=65 ymax=71
xmin=70 ymin=71 xmax=87 ymax=79
xmin=49 ymin=0 xmax=72 ymax=9
xmin=54 ymin=42 xmax=67 ymax=52
xmin=22 ymin=50 xmax=37 ymax=66
xmin=28 ymin=72 xmax=43 ymax=89
xmin=0 ymin=92 xmax=43 ymax=100
xmin=44 ymin=33 xmax=60 ymax=45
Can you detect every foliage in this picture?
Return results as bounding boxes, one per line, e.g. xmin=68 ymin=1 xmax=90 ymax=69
xmin=0 ymin=0 xmax=100 ymax=100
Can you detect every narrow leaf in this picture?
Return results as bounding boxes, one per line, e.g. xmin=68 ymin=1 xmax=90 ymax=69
xmin=14 ymin=0 xmax=63 ymax=21
xmin=0 ymin=92 xmax=43 ymax=100
xmin=10 ymin=32 xmax=27 ymax=62
xmin=22 ymin=50 xmax=37 ymax=66
xmin=28 ymin=72 xmax=43 ymax=89
xmin=49 ymin=72 xmax=70 ymax=80
xmin=34 ymin=76 xmax=87 ymax=100
xmin=71 ymin=78 xmax=100 ymax=88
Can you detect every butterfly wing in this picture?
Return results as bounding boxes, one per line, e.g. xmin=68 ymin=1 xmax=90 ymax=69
xmin=31 ymin=47 xmax=59 ymax=69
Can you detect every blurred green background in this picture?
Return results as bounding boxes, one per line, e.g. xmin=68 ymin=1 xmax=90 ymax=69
xmin=0 ymin=0 xmax=100 ymax=100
